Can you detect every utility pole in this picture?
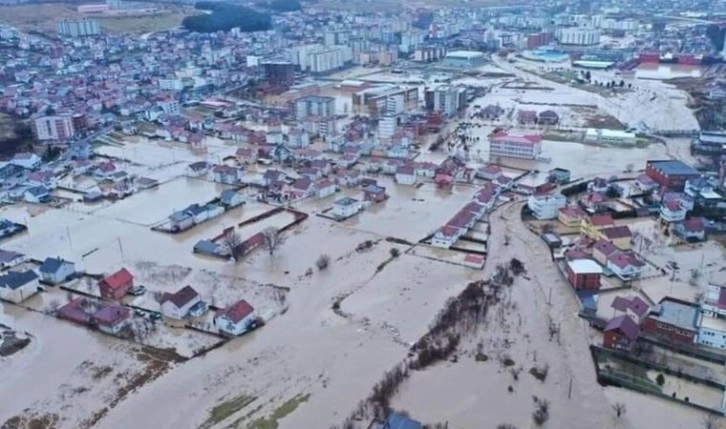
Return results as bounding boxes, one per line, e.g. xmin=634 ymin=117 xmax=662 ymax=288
xmin=66 ymin=226 xmax=73 ymax=251
xmin=118 ymin=237 xmax=125 ymax=262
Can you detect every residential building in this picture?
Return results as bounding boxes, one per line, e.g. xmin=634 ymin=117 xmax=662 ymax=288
xmin=660 ymin=199 xmax=687 ymax=223
xmin=565 ymin=258 xmax=602 ymax=290
xmin=261 ymin=61 xmax=295 ymax=86
xmin=477 ymin=164 xmax=503 ymax=181
xmin=548 ymin=167 xmax=571 ymax=184
xmin=220 ymin=190 xmax=245 ymax=208
xmin=427 ymin=86 xmax=467 ymax=116
xmin=611 ymin=295 xmax=650 ymax=323
xmin=94 ymin=305 xmax=130 ymax=335
xmin=362 ymin=184 xmax=387 ymax=203
xmin=33 ymin=115 xmax=76 ymax=142
xmin=38 ymin=257 xmax=75 ymax=285
xmin=603 ymin=315 xmax=640 ymax=350
xmin=315 ymin=179 xmax=336 ymax=198
xmin=10 ymin=153 xmax=41 ymax=169
xmin=556 ymin=27 xmax=600 ymax=45
xmin=294 ymin=96 xmax=335 ymax=119
xmin=489 ymin=131 xmax=542 ymax=160
xmin=215 ymin=299 xmax=256 ymax=336
xmin=0 ymin=250 xmax=25 ymax=269
xmin=674 ymin=217 xmax=706 ymax=241
xmin=527 ymin=193 xmax=566 ymax=220
xmin=99 ymin=268 xmax=134 ymax=300
xmin=57 ymin=19 xmax=100 ymax=37
xmin=212 ymin=165 xmax=242 ymax=185
xmin=538 ymin=110 xmax=559 ymax=125
xmin=598 ymin=225 xmax=632 ymax=250
xmin=606 ymin=251 xmax=645 ymax=281
xmin=645 ymin=160 xmax=701 ymax=191
xmin=352 ymin=85 xmax=419 ymax=118
xmin=432 ymin=225 xmax=463 ymax=248
xmin=592 ymin=239 xmax=618 ymax=266
xmin=186 ymin=161 xmax=209 ymax=177
xmin=642 ymin=298 xmax=699 ymax=344
xmin=161 ymin=285 xmax=201 ymax=319
xmin=395 ymin=165 xmax=416 ymax=185
xmin=581 ymin=214 xmax=614 ymax=239
xmin=331 ymin=197 xmax=361 ymax=219
xmin=0 ymin=270 xmax=39 ymax=303
xmin=701 ymin=277 xmax=726 ymax=319
xmin=24 ymin=186 xmax=50 ymax=204
xmin=558 ymin=205 xmax=587 ymax=227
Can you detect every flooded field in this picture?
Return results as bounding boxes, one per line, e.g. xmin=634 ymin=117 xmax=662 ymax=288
xmin=97 ymin=178 xmax=233 ymax=226
xmin=635 ymin=64 xmax=703 ymax=80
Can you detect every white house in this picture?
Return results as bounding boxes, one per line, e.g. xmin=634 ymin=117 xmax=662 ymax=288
xmin=697 ymin=314 xmax=726 ymax=350
xmin=315 ymin=179 xmax=336 ymax=198
xmin=0 ymin=270 xmax=40 ymax=303
xmin=660 ymin=200 xmax=687 ymax=223
xmin=606 ymin=251 xmax=645 ymax=281
xmin=24 ymin=186 xmax=50 ymax=204
xmin=431 ymin=225 xmax=462 ymax=248
xmin=215 ymin=299 xmax=256 ymax=336
xmin=10 ymin=153 xmax=41 ymax=169
xmin=395 ymin=165 xmax=416 ymax=185
xmin=186 ymin=161 xmax=209 ymax=177
xmin=161 ymin=285 xmax=201 ymax=319
xmin=220 ymin=190 xmax=245 ymax=208
xmin=702 ymin=277 xmax=726 ymax=318
xmin=0 ymin=250 xmax=25 ymax=269
xmin=38 ymin=257 xmax=75 ymax=285
xmin=527 ymin=193 xmax=567 ymax=220
xmin=94 ymin=305 xmax=131 ymax=335
xmin=331 ymin=197 xmax=362 ymax=219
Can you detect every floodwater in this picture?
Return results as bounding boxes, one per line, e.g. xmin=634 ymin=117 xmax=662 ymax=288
xmin=635 ymin=64 xmax=703 ymax=80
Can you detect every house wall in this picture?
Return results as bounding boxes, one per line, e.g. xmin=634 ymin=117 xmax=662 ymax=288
xmin=642 ymin=317 xmax=696 ymax=344
xmin=216 ymin=313 xmax=256 ymax=336
xmin=599 ymin=235 xmax=631 ymax=250
xmin=99 ymin=320 xmax=128 ymax=335
xmin=697 ymin=324 xmax=726 ymax=349
xmin=0 ymin=279 xmax=40 ymax=303
xmin=41 ymin=263 xmax=75 ymax=284
xmin=395 ymin=173 xmax=416 ymax=185
xmin=558 ymin=213 xmax=581 ymax=227
xmin=162 ymin=297 xmax=200 ymax=319
xmin=431 ymin=234 xmax=455 ymax=248
xmin=567 ymin=270 xmax=601 ymax=290
xmin=100 ymin=281 xmax=132 ymax=300
xmin=332 ymin=202 xmax=360 ymax=218
xmin=318 ymin=186 xmax=336 ymax=198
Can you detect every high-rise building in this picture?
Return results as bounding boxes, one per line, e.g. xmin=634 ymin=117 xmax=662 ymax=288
xmin=261 ymin=61 xmax=296 ymax=86
xmin=33 ymin=115 xmax=76 ymax=142
xmin=556 ymin=27 xmax=600 ymax=46
xmin=294 ymin=96 xmax=335 ymax=119
xmin=57 ymin=19 xmax=101 ymax=37
xmin=426 ymin=86 xmax=467 ymax=116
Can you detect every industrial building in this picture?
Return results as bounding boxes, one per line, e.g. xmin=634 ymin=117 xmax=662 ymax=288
xmin=645 ymin=160 xmax=701 ymax=191
xmin=442 ymin=50 xmax=486 ymax=68
xmin=57 ymin=19 xmax=101 ymax=37
xmin=584 ymin=128 xmax=636 ymax=145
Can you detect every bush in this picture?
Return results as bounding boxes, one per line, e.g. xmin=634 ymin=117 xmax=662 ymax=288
xmin=529 ymin=364 xmax=549 ymax=382
xmin=316 ymin=254 xmax=330 ymax=270
xmin=656 ymin=373 xmax=665 ymax=386
xmin=390 ymin=248 xmax=401 ymax=258
xmin=532 ymin=396 xmax=550 ymax=426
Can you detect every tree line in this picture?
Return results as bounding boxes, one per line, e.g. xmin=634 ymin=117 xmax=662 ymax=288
xmin=183 ymin=2 xmax=272 ymax=33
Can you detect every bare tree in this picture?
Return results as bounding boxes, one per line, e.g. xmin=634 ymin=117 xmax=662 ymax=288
xmin=703 ymin=414 xmax=722 ymax=429
xmin=222 ymin=229 xmax=243 ymax=260
xmin=613 ymin=402 xmax=626 ymax=418
xmin=262 ymin=227 xmax=284 ymax=256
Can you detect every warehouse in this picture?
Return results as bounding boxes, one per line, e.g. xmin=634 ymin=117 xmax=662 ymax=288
xmin=442 ymin=50 xmax=486 ymax=68
xmin=584 ymin=128 xmax=636 ymax=145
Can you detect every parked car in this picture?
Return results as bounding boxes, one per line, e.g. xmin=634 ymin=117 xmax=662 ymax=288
xmin=128 ymin=285 xmax=147 ymax=296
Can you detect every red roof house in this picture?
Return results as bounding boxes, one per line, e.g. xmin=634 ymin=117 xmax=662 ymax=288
xmin=99 ymin=268 xmax=134 ymax=300
xmin=603 ymin=315 xmax=640 ymax=350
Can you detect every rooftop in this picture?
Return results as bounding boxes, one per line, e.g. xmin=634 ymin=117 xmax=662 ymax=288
xmin=647 ymin=160 xmax=700 ymax=176
xmin=568 ymin=259 xmax=603 ymax=274
xmin=649 ymin=298 xmax=699 ymax=332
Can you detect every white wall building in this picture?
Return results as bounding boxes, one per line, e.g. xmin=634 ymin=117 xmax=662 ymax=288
xmin=0 ymin=270 xmax=40 ymax=303
xmin=584 ymin=128 xmax=636 ymax=145
xmin=34 ymin=115 xmax=75 ymax=142
xmin=158 ymin=78 xmax=185 ymax=91
xmin=57 ymin=19 xmax=100 ymax=37
xmin=556 ymin=27 xmax=600 ymax=45
xmin=379 ymin=115 xmax=397 ymax=139
xmin=527 ymin=193 xmax=567 ymax=220
xmin=294 ymin=96 xmax=335 ymax=119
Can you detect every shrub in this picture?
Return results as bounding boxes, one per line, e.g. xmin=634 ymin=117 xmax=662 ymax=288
xmin=316 ymin=254 xmax=331 ymax=270
xmin=390 ymin=248 xmax=401 ymax=258
xmin=656 ymin=373 xmax=665 ymax=386
xmin=529 ymin=364 xmax=549 ymax=382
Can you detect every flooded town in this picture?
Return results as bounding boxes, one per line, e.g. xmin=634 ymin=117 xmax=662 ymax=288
xmin=0 ymin=0 xmax=725 ymax=428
